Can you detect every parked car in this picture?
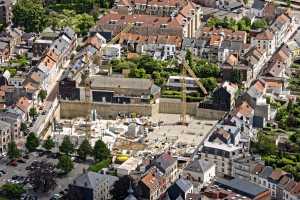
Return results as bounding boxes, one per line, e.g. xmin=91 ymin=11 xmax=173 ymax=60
xmin=23 ymin=154 xmax=29 ymax=159
xmin=51 ymin=193 xmax=62 ymax=200
xmin=17 ymin=159 xmax=26 ymax=163
xmin=8 ymin=160 xmax=17 ymax=167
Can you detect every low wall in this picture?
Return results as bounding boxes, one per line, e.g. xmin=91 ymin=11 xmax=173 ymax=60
xmin=60 ymin=100 xmax=152 ymax=119
xmin=196 ymin=108 xmax=226 ymax=120
xmin=159 ymin=98 xmax=198 ymax=115
xmin=159 ymin=98 xmax=226 ymax=120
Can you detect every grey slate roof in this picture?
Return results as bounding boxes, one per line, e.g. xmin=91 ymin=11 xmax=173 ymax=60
xmin=252 ymin=0 xmax=265 ymax=10
xmin=62 ymin=27 xmax=76 ymax=41
xmin=0 ymin=120 xmax=10 ymax=130
xmin=216 ymin=177 xmax=268 ymax=199
xmin=153 ymin=153 xmax=177 ymax=173
xmin=181 ymin=38 xmax=196 ymax=49
xmin=72 ymin=172 xmax=118 ymax=189
xmin=176 ymin=178 xmax=193 ymax=193
xmin=91 ymin=76 xmax=153 ymax=90
xmin=259 ymin=166 xmax=273 ymax=179
xmin=167 ymin=178 xmax=192 ymax=200
xmin=184 ymin=159 xmax=214 ymax=173
xmin=0 ymin=41 xmax=8 ymax=50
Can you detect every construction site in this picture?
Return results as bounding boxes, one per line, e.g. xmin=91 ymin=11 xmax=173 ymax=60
xmin=50 ymin=106 xmax=217 ymax=160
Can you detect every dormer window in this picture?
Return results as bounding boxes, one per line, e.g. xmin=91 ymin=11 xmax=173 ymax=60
xmin=109 ymin=20 xmax=118 ymax=25
xmin=160 ymin=24 xmax=168 ymax=29
xmin=135 ymin=22 xmax=143 ymax=26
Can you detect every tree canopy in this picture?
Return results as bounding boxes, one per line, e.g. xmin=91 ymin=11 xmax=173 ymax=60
xmin=59 ymin=136 xmax=74 ymax=155
xmin=77 ymin=138 xmax=92 ymax=161
xmin=43 ymin=136 xmax=55 ymax=151
xmin=7 ymin=141 xmax=21 ymax=160
xmin=57 ymin=155 xmax=74 ymax=173
xmin=1 ymin=183 xmax=25 ymax=199
xmin=12 ymin=0 xmax=47 ymax=32
xmin=25 ymin=132 xmax=40 ymax=152
xmin=47 ymin=9 xmax=95 ymax=36
xmin=93 ymin=139 xmax=110 ymax=162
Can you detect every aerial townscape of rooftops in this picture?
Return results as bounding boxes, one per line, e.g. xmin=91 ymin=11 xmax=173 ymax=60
xmin=0 ymin=0 xmax=299 ymax=199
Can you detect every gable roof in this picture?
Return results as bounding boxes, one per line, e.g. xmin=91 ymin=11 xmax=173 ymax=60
xmin=153 ymin=152 xmax=176 ymax=172
xmin=72 ymin=172 xmax=118 ymax=189
xmin=256 ymin=30 xmax=274 ymax=40
xmin=184 ymin=159 xmax=214 ymax=173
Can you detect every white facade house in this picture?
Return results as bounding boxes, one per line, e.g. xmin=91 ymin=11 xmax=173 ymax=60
xmin=0 ymin=120 xmax=11 ymax=155
xmin=101 ymin=44 xmax=121 ymax=61
xmin=251 ymin=30 xmax=276 ymax=56
xmin=182 ymin=159 xmax=215 ymax=189
xmin=116 ymin=157 xmax=142 ymax=176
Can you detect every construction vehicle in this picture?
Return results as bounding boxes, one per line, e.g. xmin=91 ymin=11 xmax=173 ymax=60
xmin=178 ymin=55 xmax=208 ymax=125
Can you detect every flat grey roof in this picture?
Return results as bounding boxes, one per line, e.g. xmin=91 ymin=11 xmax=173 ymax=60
xmin=91 ymin=75 xmax=153 ymax=90
xmin=216 ymin=177 xmax=268 ymax=198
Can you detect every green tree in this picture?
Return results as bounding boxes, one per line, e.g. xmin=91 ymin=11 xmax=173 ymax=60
xmin=38 ymin=90 xmax=47 ymax=102
xmin=57 ymin=155 xmax=74 ymax=173
xmin=12 ymin=0 xmax=47 ymax=32
xmin=193 ymin=59 xmax=220 ymax=78
xmin=59 ymin=136 xmax=74 ymax=155
xmin=29 ymin=107 xmax=38 ymax=119
xmin=1 ymin=183 xmax=25 ymax=199
xmin=25 ymin=132 xmax=40 ymax=152
xmin=20 ymin=122 xmax=28 ymax=132
xmin=93 ymin=139 xmax=110 ymax=162
xmin=201 ymin=77 xmax=218 ymax=93
xmin=252 ymin=19 xmax=268 ymax=29
xmin=43 ymin=136 xmax=55 ymax=151
xmin=231 ymin=69 xmax=242 ymax=84
xmin=7 ymin=141 xmax=20 ymax=160
xmin=185 ymin=49 xmax=193 ymax=66
xmin=77 ymin=138 xmax=92 ymax=161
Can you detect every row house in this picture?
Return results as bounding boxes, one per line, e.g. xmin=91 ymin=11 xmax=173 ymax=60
xmin=36 ymin=27 xmax=77 ymax=94
xmin=200 ymin=123 xmax=244 ymax=175
xmin=232 ymin=157 xmax=300 ymax=200
xmin=135 ymin=152 xmax=178 ymax=199
xmin=251 ymin=30 xmax=276 ymax=56
xmin=96 ymin=1 xmax=202 ymax=38
xmin=182 ymin=27 xmax=247 ymax=63
xmin=115 ymin=0 xmax=186 ymax=17
xmin=0 ymin=111 xmax=22 ymax=141
xmin=270 ymin=11 xmax=297 ymax=48
xmin=244 ymin=47 xmax=267 ymax=79
xmin=0 ymin=0 xmax=11 ymax=26
xmin=199 ymin=81 xmax=239 ymax=112
xmin=119 ymin=32 xmax=182 ymax=60
xmin=0 ymin=120 xmax=10 ymax=155
xmin=137 ymin=166 xmax=168 ymax=200
xmin=251 ymin=10 xmax=297 ymax=57
xmin=182 ymin=159 xmax=216 ymax=189
xmin=250 ymin=164 xmax=299 ymax=200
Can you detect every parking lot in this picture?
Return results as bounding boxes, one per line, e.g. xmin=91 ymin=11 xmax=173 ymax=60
xmin=0 ymin=151 xmax=89 ymax=200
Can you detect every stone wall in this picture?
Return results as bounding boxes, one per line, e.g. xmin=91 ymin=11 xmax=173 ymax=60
xmin=159 ymin=98 xmax=198 ymax=115
xmin=60 ymin=100 xmax=152 ymax=119
xmin=159 ymin=98 xmax=226 ymax=120
xmin=196 ymin=108 xmax=226 ymax=120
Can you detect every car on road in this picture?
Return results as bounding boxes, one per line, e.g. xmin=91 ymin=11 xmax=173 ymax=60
xmin=51 ymin=193 xmax=63 ymax=200
xmin=23 ymin=154 xmax=30 ymax=159
xmin=7 ymin=160 xmax=17 ymax=167
xmin=17 ymin=159 xmax=26 ymax=163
